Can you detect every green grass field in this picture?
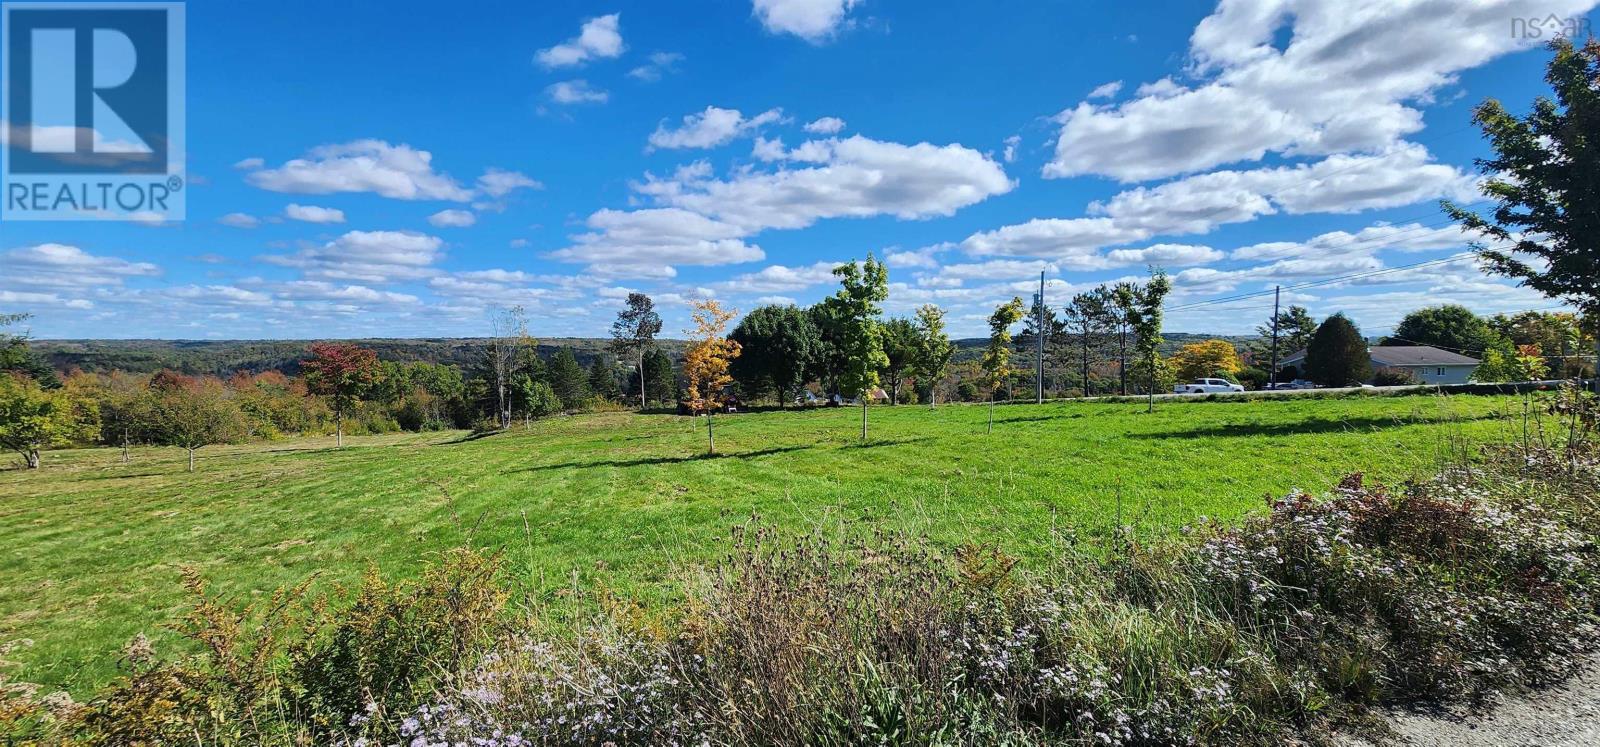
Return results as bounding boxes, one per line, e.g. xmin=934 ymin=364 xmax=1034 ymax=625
xmin=0 ymin=393 xmax=1531 ymax=692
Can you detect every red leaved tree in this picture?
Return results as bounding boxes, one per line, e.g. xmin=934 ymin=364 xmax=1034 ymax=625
xmin=301 ymin=343 xmax=382 ymax=447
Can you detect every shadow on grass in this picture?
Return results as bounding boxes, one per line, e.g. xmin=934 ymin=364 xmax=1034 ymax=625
xmin=76 ymin=470 xmax=174 ymax=481
xmin=993 ymin=414 xmax=1058 ymax=424
xmin=513 ymin=443 xmax=816 ymax=472
xmin=1128 ymin=412 xmax=1505 ymax=439
xmin=442 ymin=431 xmax=501 ymax=445
xmin=838 ymin=436 xmax=937 ymax=450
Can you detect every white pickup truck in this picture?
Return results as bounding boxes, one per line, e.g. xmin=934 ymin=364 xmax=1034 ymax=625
xmin=1174 ymin=378 xmax=1245 ymax=394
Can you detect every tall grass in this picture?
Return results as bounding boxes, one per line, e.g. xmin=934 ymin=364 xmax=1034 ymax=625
xmin=4 ymin=389 xmax=1598 ymax=746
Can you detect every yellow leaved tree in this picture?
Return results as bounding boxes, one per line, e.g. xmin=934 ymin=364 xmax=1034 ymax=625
xmin=1171 ymin=339 xmax=1244 ymax=383
xmin=683 ymin=299 xmax=742 ymax=454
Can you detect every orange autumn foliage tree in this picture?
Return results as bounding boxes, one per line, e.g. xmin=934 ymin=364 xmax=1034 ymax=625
xmin=683 ymin=299 xmax=741 ymax=454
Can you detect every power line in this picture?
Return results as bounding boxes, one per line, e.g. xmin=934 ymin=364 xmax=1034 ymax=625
xmin=1115 ymin=122 xmax=1487 ymax=245
xmin=1157 ymin=201 xmax=1495 ymax=314
xmin=1166 ymin=252 xmax=1478 ymax=312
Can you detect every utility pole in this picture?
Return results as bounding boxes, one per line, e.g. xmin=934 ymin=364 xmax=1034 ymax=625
xmin=1269 ymin=285 xmax=1281 ymax=390
xmin=1036 ymin=270 xmax=1045 ymax=404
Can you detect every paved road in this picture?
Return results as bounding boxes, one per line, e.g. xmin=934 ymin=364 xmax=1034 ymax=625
xmin=1338 ymin=655 xmax=1600 ymax=747
xmin=1075 ymin=379 xmax=1584 ymax=403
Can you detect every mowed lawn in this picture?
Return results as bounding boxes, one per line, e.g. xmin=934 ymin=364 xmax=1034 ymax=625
xmin=1 ymin=393 xmax=1528 ymax=692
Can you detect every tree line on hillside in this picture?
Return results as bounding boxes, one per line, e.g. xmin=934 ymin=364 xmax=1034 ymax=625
xmin=7 ymin=285 xmax=1594 ymax=469
xmin=0 ymin=313 xmax=657 ymax=470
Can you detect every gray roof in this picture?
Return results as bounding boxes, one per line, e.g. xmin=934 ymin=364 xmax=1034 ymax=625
xmin=1277 ymin=345 xmax=1478 ymax=367
xmin=1369 ymin=345 xmax=1479 ymax=366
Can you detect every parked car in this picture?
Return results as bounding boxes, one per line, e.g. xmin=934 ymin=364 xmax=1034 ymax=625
xmin=1266 ymin=379 xmax=1315 ymax=390
xmin=1173 ymin=378 xmax=1245 ymax=394
xmin=676 ymin=390 xmax=742 ymax=414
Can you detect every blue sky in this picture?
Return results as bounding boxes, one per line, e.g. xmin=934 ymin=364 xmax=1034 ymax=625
xmin=2 ymin=0 xmax=1596 ymax=340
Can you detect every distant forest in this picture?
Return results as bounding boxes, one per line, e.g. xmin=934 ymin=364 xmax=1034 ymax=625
xmin=32 ymin=333 xmax=1263 ymax=377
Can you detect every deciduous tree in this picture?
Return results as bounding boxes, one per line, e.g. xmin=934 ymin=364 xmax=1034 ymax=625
xmin=879 ymin=317 xmax=918 ymax=405
xmin=1443 ymin=38 xmax=1600 ymax=393
xmin=610 ymin=293 xmax=663 ymax=410
xmin=485 ymin=307 xmax=533 ymax=429
xmin=729 ymin=304 xmax=819 ymax=407
xmin=0 ymin=374 xmax=92 ymax=468
xmin=683 ymin=299 xmax=741 ymax=454
xmin=1382 ymin=304 xmax=1499 ymax=356
xmin=1491 ymin=311 xmax=1587 ymax=378
xmin=828 ymin=256 xmax=890 ymax=439
xmin=301 ymin=343 xmax=382 ymax=447
xmin=513 ymin=374 xmax=561 ymax=425
xmin=1116 ymin=271 xmax=1172 ymax=412
xmin=911 ymin=304 xmax=954 ymax=408
xmin=1171 ymin=340 xmax=1244 ymax=382
xmin=146 ymin=377 xmax=247 ymax=472
xmin=982 ymin=297 xmax=1026 ymax=433
xmin=0 ymin=313 xmax=58 ymax=387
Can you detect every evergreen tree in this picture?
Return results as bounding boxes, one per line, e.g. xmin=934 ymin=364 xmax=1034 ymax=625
xmin=1305 ymin=313 xmax=1373 ymax=387
xmin=1258 ymin=305 xmax=1317 ymax=352
xmin=546 ymin=348 xmax=589 ymax=410
xmin=627 ymin=349 xmax=677 ymax=406
xmin=1062 ymin=288 xmax=1115 ymax=396
xmin=587 ymin=358 xmax=622 ymax=401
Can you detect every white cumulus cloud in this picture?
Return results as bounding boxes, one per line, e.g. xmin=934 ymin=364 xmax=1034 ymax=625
xmin=536 ymin=13 xmax=625 ymax=68
xmin=751 ymin=0 xmax=860 ymax=42
xmin=428 ymin=209 xmax=477 ymax=228
xmin=546 ymin=79 xmax=609 ymax=104
xmin=284 ymin=204 xmax=346 ymax=224
xmin=245 ymin=140 xmax=474 ymax=201
xmin=1045 ymin=0 xmax=1598 ymax=182
xmin=648 ymin=106 xmax=784 ymax=150
xmin=803 ymin=116 xmax=846 ymax=134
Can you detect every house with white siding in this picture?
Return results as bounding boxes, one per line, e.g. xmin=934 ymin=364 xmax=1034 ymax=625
xmin=1276 ymin=345 xmax=1480 ymax=385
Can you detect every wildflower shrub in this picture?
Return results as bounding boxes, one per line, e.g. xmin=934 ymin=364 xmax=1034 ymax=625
xmin=11 ymin=391 xmax=1600 ymax=745
xmin=60 ymin=550 xmax=506 ymax=746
